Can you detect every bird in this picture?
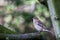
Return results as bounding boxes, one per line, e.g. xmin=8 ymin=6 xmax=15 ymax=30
xmin=33 ymin=17 xmax=54 ymax=35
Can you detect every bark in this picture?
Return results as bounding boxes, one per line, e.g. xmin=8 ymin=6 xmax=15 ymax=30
xmin=0 ymin=32 xmax=40 ymax=39
xmin=47 ymin=0 xmax=60 ymax=40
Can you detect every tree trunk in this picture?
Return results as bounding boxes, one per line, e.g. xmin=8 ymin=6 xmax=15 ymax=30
xmin=47 ymin=0 xmax=60 ymax=40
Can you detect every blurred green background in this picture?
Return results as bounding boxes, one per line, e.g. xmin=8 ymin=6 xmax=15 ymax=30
xmin=0 ymin=0 xmax=52 ymax=34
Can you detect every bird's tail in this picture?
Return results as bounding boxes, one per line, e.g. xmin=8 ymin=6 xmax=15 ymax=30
xmin=42 ymin=29 xmax=55 ymax=35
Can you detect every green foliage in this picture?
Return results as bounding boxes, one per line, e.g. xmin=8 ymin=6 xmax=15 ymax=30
xmin=14 ymin=0 xmax=24 ymax=6
xmin=22 ymin=12 xmax=34 ymax=23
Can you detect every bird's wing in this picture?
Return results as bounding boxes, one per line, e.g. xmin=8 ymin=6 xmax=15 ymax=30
xmin=33 ymin=17 xmax=43 ymax=31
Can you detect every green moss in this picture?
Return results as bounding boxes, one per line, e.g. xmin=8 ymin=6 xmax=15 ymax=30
xmin=52 ymin=0 xmax=60 ymax=17
xmin=0 ymin=25 xmax=16 ymax=34
xmin=52 ymin=0 xmax=60 ymax=28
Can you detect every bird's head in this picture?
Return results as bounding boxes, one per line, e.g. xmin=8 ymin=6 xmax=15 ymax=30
xmin=33 ymin=17 xmax=39 ymax=23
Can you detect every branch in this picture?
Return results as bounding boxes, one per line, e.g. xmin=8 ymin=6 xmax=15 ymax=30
xmin=0 ymin=32 xmax=41 ymax=39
